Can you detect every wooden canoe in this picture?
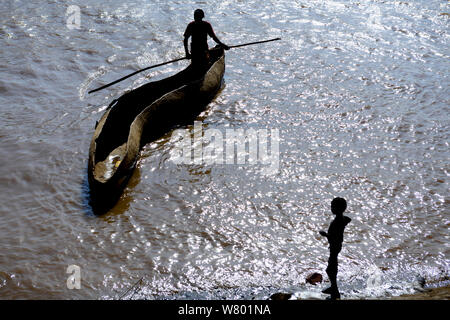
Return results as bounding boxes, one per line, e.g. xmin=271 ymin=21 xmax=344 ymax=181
xmin=88 ymin=47 xmax=225 ymax=214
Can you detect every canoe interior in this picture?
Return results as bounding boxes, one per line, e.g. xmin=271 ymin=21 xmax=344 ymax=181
xmin=94 ymin=67 xmax=192 ymax=167
xmin=91 ymin=48 xmax=224 ymax=184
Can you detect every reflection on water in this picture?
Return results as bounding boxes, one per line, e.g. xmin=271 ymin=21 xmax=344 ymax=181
xmin=0 ymin=0 xmax=449 ymax=299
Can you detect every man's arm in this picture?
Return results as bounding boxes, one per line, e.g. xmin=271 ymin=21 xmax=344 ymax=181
xmin=319 ymin=231 xmax=328 ymax=238
xmin=183 ymin=35 xmax=191 ymax=58
xmin=183 ymin=24 xmax=191 ymax=58
xmin=207 ymin=23 xmax=229 ymax=50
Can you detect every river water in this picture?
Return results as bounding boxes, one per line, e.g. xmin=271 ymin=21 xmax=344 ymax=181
xmin=0 ymin=0 xmax=448 ymax=299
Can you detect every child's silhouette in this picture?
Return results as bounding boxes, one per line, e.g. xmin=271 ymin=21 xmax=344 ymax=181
xmin=319 ymin=197 xmax=351 ymax=300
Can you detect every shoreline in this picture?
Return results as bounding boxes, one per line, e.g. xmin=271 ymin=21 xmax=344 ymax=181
xmin=390 ymin=285 xmax=450 ymax=300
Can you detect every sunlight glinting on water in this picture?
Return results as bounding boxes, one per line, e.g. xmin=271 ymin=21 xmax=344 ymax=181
xmin=0 ymin=0 xmax=448 ymax=299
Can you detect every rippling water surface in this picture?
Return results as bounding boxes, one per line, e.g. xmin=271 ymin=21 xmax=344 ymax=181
xmin=0 ymin=0 xmax=449 ymax=299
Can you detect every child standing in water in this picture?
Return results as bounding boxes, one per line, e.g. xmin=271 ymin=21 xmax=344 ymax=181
xmin=319 ymin=197 xmax=351 ymax=300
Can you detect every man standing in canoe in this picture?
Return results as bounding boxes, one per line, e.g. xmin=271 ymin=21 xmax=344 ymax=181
xmin=184 ymin=9 xmax=230 ymax=68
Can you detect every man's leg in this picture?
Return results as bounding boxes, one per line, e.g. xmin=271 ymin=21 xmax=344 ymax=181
xmin=191 ymin=48 xmax=210 ymax=71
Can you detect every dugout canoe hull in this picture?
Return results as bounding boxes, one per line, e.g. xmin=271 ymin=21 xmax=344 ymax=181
xmin=88 ymin=48 xmax=225 ymax=214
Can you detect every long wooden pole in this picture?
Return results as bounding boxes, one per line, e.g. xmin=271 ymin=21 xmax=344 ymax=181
xmin=88 ymin=37 xmax=281 ymax=94
xmin=88 ymin=57 xmax=187 ymax=94
xmin=229 ymin=37 xmax=281 ymax=49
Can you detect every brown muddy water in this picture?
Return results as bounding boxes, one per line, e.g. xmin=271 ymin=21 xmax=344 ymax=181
xmin=0 ymin=0 xmax=449 ymax=299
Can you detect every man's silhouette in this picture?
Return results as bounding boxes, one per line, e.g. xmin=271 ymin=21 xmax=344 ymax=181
xmin=319 ymin=197 xmax=351 ymax=300
xmin=184 ymin=9 xmax=229 ymax=68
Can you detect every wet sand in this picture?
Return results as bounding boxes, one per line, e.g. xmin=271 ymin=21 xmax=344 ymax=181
xmin=391 ymin=286 xmax=450 ymax=300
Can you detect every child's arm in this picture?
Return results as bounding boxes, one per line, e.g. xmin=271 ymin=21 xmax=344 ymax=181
xmin=319 ymin=231 xmax=328 ymax=237
xmin=344 ymin=216 xmax=351 ymax=226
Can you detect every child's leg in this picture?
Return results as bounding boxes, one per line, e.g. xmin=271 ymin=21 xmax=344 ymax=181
xmin=322 ymin=254 xmax=338 ymax=294
xmin=326 ymin=255 xmax=338 ymax=289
